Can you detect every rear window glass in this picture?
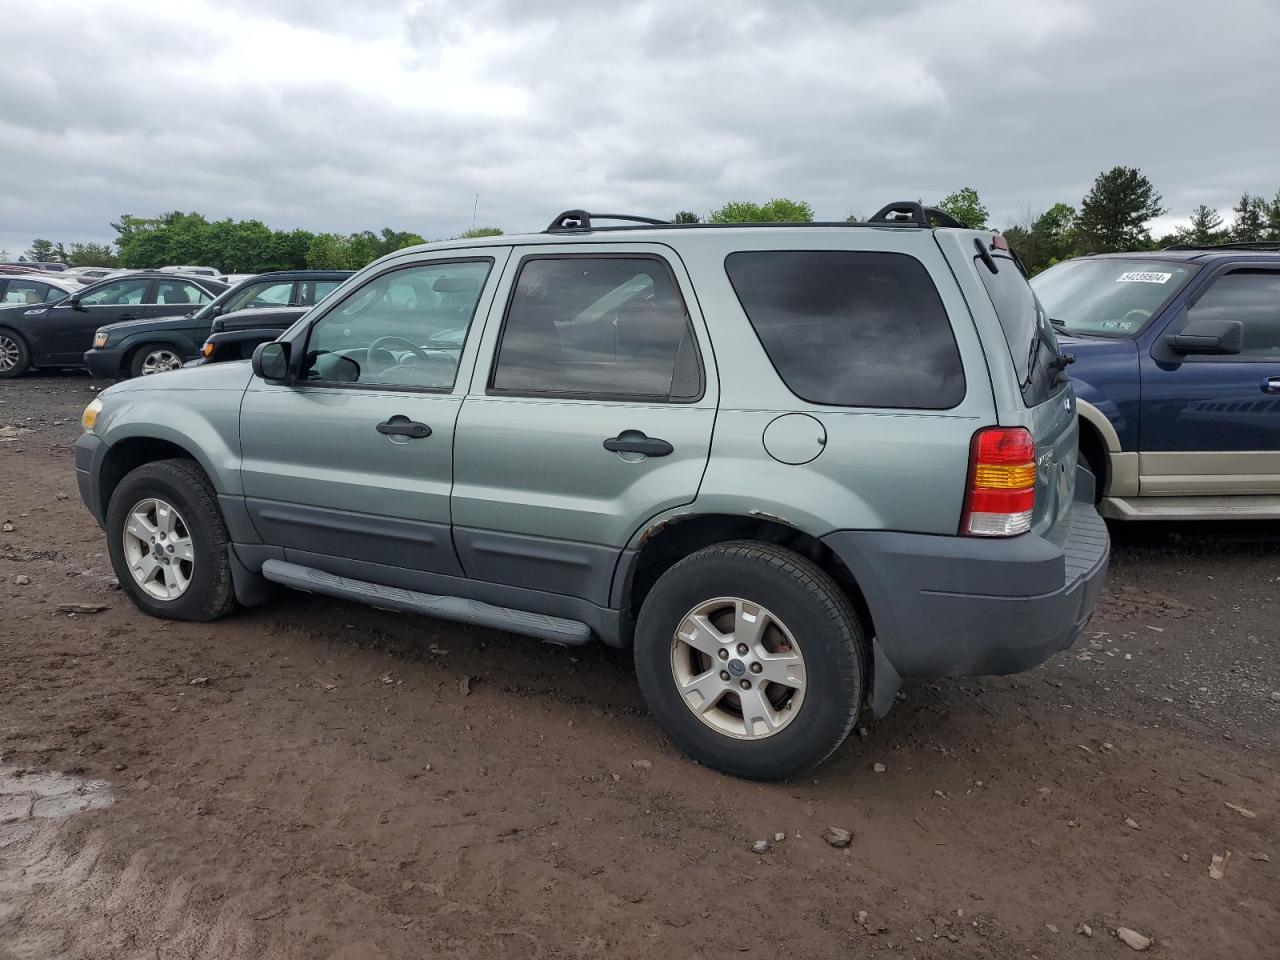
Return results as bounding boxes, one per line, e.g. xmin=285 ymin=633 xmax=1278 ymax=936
xmin=724 ymin=250 xmax=964 ymax=409
xmin=976 ymin=254 xmax=1064 ymax=407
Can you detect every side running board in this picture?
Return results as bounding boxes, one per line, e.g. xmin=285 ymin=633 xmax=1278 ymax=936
xmin=260 ymin=559 xmax=592 ymax=646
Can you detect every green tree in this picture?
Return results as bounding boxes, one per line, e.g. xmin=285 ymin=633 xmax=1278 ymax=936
xmin=1175 ymin=205 xmax=1226 ymax=245
xmin=672 ymin=211 xmax=700 ymax=224
xmin=1074 ymin=166 xmax=1166 ymax=253
xmin=65 ymin=242 xmax=119 ymax=267
xmin=305 ymin=233 xmax=351 ymax=270
xmin=708 ymin=199 xmax=814 ymax=223
xmin=1266 ymin=191 xmax=1280 ymax=240
xmin=24 ymin=239 xmax=60 ymax=263
xmin=1232 ymin=193 xmax=1266 ymax=242
xmin=935 ymin=187 xmax=989 ymax=229
xmin=1002 ymin=202 xmax=1077 ymax=275
xmin=455 ymin=226 xmax=503 ymax=239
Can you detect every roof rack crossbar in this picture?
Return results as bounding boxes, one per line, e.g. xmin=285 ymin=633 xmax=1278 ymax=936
xmin=866 ymin=201 xmax=968 ymax=229
xmin=546 ymin=210 xmax=671 ymax=232
xmin=1161 ymin=240 xmax=1280 ymax=251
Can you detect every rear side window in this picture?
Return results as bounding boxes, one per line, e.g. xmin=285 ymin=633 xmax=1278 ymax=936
xmin=976 ymin=254 xmax=1064 ymax=407
xmin=491 ymin=256 xmax=702 ymax=401
xmin=724 ymin=250 xmax=964 ymax=409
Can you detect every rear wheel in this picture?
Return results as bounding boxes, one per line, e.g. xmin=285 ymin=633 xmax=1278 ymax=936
xmin=129 ymin=343 xmax=184 ymax=378
xmin=106 ymin=459 xmax=237 ymax=622
xmin=633 ymin=541 xmax=866 ymax=780
xmin=0 ymin=328 xmax=31 ymax=379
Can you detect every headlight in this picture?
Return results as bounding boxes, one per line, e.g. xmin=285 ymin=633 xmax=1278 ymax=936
xmin=92 ymin=331 xmax=109 ymax=349
xmin=81 ymin=397 xmax=103 ymax=432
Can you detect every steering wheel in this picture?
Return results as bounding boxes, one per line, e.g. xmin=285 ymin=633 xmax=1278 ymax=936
xmin=367 ymin=336 xmax=433 ymax=372
xmin=1122 ymin=309 xmax=1151 ymax=326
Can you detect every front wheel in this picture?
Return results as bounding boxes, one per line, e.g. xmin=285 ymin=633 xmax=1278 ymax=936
xmin=105 ymin=459 xmax=238 ymax=622
xmin=129 ymin=343 xmax=185 ymax=378
xmin=0 ymin=328 xmax=31 ymax=379
xmin=633 ymin=541 xmax=867 ymax=780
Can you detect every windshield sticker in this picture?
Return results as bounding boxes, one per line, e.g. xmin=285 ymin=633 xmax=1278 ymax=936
xmin=1115 ymin=271 xmax=1172 ymax=284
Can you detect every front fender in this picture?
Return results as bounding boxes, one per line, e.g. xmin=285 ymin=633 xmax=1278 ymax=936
xmin=96 ymin=388 xmax=245 ymax=495
xmin=113 ymin=329 xmax=200 ymax=359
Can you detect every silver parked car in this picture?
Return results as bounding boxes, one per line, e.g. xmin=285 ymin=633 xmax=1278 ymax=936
xmin=74 ymin=204 xmax=1108 ymax=779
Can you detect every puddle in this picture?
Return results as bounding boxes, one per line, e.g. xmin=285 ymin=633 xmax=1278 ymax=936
xmin=0 ymin=764 xmax=113 ymax=823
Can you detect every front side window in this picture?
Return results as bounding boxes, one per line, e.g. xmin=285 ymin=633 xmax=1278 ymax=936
xmin=1187 ymin=270 xmax=1280 ymax=360
xmin=80 ymin=278 xmax=150 ymax=306
xmin=725 ymin=250 xmax=964 ymax=409
xmin=300 ymin=259 xmax=492 ymax=389
xmin=491 ymin=256 xmax=702 ymax=400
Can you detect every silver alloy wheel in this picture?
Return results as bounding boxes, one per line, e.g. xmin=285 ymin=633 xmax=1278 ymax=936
xmin=140 ymin=348 xmax=182 ymax=375
xmin=121 ymin=498 xmax=195 ymax=601
xmin=0 ymin=334 xmax=19 ymax=372
xmin=670 ymin=597 xmax=807 ymax=739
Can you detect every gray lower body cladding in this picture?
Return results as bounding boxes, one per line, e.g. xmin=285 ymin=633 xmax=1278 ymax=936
xmin=824 ymin=482 xmax=1109 ymax=715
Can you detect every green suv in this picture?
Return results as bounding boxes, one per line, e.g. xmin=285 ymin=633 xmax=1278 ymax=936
xmin=75 ymin=204 xmax=1109 ymax=780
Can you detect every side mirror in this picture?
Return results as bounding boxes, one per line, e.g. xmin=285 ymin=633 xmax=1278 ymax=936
xmin=69 ymin=292 xmax=84 ymax=310
xmin=1165 ymin=318 xmax=1244 ymax=356
xmin=252 ymin=341 xmax=291 ymax=382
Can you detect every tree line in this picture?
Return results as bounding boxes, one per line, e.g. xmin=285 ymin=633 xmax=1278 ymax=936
xmin=19 ymin=212 xmax=503 ymax=272
xmin=17 ymin=167 xmax=1280 ymax=277
xmin=676 ymin=169 xmax=1280 ymax=275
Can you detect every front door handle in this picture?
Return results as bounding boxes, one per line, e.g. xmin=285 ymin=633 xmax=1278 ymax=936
xmin=1263 ymin=377 xmax=1280 ymax=395
xmin=603 ymin=430 xmax=673 ymax=457
xmin=118 ymin=313 xmax=136 ymax=321
xmin=376 ymin=415 xmax=432 ymax=439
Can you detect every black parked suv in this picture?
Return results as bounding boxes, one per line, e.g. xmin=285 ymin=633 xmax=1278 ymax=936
xmin=0 ymin=273 xmax=229 ymax=379
xmin=83 ymin=271 xmax=351 ymax=379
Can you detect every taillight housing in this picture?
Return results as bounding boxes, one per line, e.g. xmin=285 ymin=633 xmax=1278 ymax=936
xmin=961 ymin=427 xmax=1036 ymax=537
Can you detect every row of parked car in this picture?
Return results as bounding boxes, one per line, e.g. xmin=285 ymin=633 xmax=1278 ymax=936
xmin=64 ymin=202 xmax=1280 ymax=779
xmin=0 ymin=269 xmax=351 ymax=380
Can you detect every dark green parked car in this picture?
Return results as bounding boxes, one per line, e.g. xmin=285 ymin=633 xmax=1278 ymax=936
xmin=83 ymin=270 xmax=352 ymax=379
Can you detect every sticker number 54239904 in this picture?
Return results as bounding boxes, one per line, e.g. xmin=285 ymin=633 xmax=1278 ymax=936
xmin=1115 ymin=271 xmax=1172 ymax=284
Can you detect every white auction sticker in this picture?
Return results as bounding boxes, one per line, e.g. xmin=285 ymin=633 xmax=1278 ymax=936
xmin=1115 ymin=271 xmax=1172 ymax=284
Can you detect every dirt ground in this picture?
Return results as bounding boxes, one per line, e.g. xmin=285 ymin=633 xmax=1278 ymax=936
xmin=2 ymin=371 xmax=1277 ymax=960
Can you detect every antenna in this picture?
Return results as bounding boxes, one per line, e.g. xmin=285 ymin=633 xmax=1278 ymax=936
xmin=472 ymin=194 xmax=479 ymax=232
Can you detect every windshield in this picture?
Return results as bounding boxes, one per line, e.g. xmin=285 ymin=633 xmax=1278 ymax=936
xmin=1031 ymin=258 xmax=1198 ymax=338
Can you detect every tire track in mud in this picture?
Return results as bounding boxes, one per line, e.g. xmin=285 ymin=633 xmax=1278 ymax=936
xmin=0 ymin=765 xmax=276 ymax=960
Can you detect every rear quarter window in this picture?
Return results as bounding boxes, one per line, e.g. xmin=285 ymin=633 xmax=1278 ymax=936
xmin=724 ymin=250 xmax=965 ymax=409
xmin=976 ymin=253 xmax=1064 ymax=407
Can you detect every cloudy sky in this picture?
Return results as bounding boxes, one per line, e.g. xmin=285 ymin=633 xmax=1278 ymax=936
xmin=2 ymin=0 xmax=1278 ymax=258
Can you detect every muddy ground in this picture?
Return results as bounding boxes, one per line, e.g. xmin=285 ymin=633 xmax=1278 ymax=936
xmin=1 ymin=371 xmax=1277 ymax=959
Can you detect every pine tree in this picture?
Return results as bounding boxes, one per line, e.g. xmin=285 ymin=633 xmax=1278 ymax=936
xmin=1176 ymin=205 xmax=1225 ymax=245
xmin=1232 ymin=193 xmax=1266 ymax=242
xmin=1074 ymin=167 xmax=1166 ymax=253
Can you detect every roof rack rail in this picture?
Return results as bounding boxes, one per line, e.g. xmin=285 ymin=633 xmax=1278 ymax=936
xmin=546 ymin=210 xmax=671 ymax=232
xmin=867 ymin=201 xmax=968 ymax=229
xmin=1161 ymin=239 xmax=1280 ymax=251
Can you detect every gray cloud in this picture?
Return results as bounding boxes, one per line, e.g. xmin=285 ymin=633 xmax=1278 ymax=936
xmin=1 ymin=0 xmax=1278 ymax=258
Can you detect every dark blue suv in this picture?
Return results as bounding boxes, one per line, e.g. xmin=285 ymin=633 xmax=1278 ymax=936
xmin=1031 ymin=247 xmax=1280 ymax=520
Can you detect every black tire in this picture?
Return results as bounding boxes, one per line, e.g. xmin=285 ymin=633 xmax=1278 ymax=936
xmin=105 ymin=459 xmax=237 ymax=622
xmin=633 ymin=541 xmax=867 ymax=781
xmin=128 ymin=342 xmax=184 ymax=379
xmin=0 ymin=327 xmax=31 ymax=379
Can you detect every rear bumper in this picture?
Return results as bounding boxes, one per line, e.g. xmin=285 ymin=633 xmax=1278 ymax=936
xmin=83 ymin=347 xmax=126 ymax=379
xmin=822 ymin=472 xmax=1109 ymax=715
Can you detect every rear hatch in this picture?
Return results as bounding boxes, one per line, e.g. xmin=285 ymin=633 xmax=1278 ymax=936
xmin=969 ymin=242 xmax=1077 ymax=537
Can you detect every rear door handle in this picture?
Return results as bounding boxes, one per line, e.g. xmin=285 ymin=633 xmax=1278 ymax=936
xmin=1263 ymin=377 xmax=1280 ymax=395
xmin=603 ymin=430 xmax=673 ymax=457
xmin=377 ymin=415 xmax=432 ymax=439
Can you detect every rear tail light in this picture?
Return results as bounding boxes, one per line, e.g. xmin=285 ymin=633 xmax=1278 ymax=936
xmin=961 ymin=427 xmax=1035 ymax=537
